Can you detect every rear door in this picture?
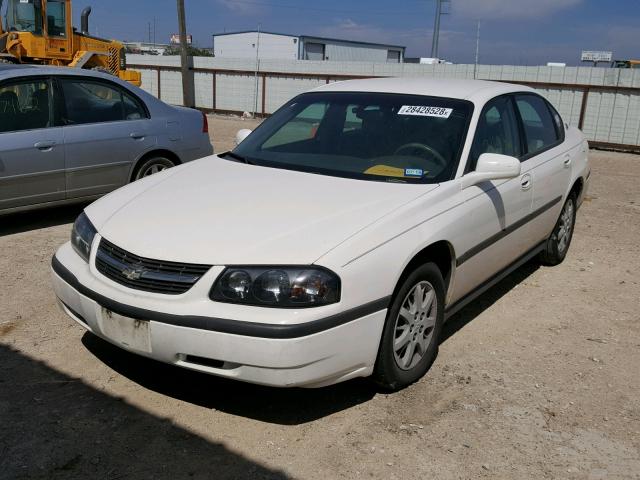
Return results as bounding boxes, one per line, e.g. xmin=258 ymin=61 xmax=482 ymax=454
xmin=513 ymin=94 xmax=572 ymax=246
xmin=57 ymin=76 xmax=155 ymax=198
xmin=0 ymin=77 xmax=66 ymax=211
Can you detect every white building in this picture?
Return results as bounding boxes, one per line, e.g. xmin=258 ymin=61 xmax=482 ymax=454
xmin=212 ymin=30 xmax=405 ymax=63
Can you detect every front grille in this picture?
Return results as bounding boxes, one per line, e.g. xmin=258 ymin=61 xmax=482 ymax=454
xmin=95 ymin=238 xmax=211 ymax=295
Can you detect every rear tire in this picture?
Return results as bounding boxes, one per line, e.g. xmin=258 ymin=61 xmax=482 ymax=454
xmin=132 ymin=157 xmax=176 ymax=181
xmin=373 ymin=263 xmax=445 ymax=391
xmin=0 ymin=59 xmax=15 ymax=65
xmin=539 ymin=193 xmax=577 ymax=266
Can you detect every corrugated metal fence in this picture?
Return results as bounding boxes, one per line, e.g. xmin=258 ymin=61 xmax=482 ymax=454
xmin=128 ymin=55 xmax=640 ymax=152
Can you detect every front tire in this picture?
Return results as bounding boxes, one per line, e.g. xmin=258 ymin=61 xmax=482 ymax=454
xmin=539 ymin=193 xmax=577 ymax=266
xmin=373 ymin=263 xmax=445 ymax=391
xmin=133 ymin=157 xmax=176 ymax=181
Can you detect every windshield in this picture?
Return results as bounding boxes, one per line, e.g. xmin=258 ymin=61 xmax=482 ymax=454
xmin=232 ymin=92 xmax=473 ymax=183
xmin=5 ymin=0 xmax=43 ymax=34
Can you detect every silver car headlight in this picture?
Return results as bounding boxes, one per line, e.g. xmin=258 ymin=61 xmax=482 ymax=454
xmin=71 ymin=212 xmax=97 ymax=263
xmin=210 ymin=267 xmax=341 ymax=307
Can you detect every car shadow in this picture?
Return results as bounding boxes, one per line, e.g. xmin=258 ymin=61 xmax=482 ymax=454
xmin=0 ymin=343 xmax=291 ymax=479
xmin=0 ymin=203 xmax=89 ymax=237
xmin=441 ymin=259 xmax=541 ymax=343
xmin=82 ymin=333 xmax=377 ymax=426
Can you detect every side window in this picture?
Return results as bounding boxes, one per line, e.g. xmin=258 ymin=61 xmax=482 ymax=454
xmin=46 ymin=0 xmax=67 ymax=37
xmin=263 ymin=102 xmax=327 ymax=149
xmin=515 ymin=94 xmax=560 ymax=156
xmin=122 ymin=92 xmax=147 ymax=120
xmin=468 ymin=96 xmax=521 ymax=171
xmin=0 ymin=79 xmax=51 ymax=133
xmin=59 ymin=79 xmax=146 ymax=125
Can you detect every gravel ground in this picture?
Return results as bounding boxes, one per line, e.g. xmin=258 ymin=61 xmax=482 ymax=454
xmin=1 ymin=115 xmax=639 ymax=479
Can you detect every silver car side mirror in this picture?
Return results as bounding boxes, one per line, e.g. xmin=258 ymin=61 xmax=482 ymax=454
xmin=461 ymin=153 xmax=521 ymax=189
xmin=235 ymin=129 xmax=252 ymax=146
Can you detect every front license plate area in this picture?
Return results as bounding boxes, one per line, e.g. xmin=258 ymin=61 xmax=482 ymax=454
xmin=101 ymin=308 xmax=151 ymax=353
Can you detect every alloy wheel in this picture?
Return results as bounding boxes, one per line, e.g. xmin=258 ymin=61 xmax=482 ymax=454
xmin=393 ymin=280 xmax=438 ymax=371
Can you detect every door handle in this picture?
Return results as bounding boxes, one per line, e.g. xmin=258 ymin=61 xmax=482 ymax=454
xmin=563 ymin=154 xmax=572 ymax=168
xmin=520 ymin=174 xmax=532 ymax=191
xmin=130 ymin=132 xmax=145 ymax=140
xmin=34 ymin=140 xmax=56 ymax=151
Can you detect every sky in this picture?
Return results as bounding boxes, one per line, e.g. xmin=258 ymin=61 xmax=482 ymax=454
xmin=18 ymin=0 xmax=640 ymax=65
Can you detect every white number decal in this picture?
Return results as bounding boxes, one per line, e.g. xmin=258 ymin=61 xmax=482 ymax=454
xmin=398 ymin=106 xmax=453 ymax=118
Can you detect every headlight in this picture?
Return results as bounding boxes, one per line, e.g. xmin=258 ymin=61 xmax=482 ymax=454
xmin=211 ymin=267 xmax=340 ymax=307
xmin=71 ymin=212 xmax=97 ymax=263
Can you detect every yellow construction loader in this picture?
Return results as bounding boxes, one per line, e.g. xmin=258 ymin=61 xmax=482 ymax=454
xmin=0 ymin=0 xmax=140 ymax=85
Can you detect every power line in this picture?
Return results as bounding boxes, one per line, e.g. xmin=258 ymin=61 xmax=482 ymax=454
xmin=216 ymin=0 xmax=431 ymax=17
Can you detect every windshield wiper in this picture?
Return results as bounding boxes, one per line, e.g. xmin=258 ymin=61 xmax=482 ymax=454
xmin=221 ymin=151 xmax=255 ymax=165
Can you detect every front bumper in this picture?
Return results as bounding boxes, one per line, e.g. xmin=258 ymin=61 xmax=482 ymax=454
xmin=51 ymin=241 xmax=387 ymax=388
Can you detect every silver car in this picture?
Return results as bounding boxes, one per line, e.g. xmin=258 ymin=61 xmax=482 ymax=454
xmin=0 ymin=64 xmax=213 ymax=215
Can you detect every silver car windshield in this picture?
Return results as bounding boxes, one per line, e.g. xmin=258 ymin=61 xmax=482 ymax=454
xmin=231 ymin=92 xmax=473 ymax=183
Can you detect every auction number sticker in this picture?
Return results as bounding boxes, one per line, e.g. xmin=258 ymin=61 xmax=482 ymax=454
xmin=398 ymin=105 xmax=453 ymax=118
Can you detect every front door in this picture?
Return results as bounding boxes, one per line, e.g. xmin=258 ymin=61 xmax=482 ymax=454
xmin=450 ymin=95 xmax=533 ymax=304
xmin=0 ymin=77 xmax=66 ymax=211
xmin=57 ymin=76 xmax=155 ymax=198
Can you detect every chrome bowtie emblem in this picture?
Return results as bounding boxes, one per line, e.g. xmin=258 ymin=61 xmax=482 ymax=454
xmin=121 ymin=267 xmax=144 ymax=280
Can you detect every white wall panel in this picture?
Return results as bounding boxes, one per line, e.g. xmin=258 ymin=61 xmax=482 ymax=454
xmin=126 ymin=56 xmax=640 ymax=147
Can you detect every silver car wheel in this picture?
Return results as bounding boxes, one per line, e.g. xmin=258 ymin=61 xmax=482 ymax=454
xmin=393 ymin=280 xmax=438 ymax=371
xmin=556 ymin=199 xmax=575 ymax=254
xmin=142 ymin=164 xmax=168 ymax=177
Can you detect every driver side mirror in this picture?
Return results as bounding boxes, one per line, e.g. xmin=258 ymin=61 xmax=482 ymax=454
xmin=235 ymin=129 xmax=252 ymax=146
xmin=461 ymin=153 xmax=521 ymax=189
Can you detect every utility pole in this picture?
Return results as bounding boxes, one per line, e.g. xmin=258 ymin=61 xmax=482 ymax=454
xmin=431 ymin=0 xmax=442 ymax=59
xmin=474 ymin=21 xmax=480 ymax=79
xmin=176 ymin=0 xmax=193 ymax=107
xmin=148 ymin=22 xmax=151 ymax=44
xmin=253 ymin=24 xmax=261 ymax=117
xmin=431 ymin=0 xmax=450 ymax=60
xmin=153 ymin=16 xmax=156 ymax=47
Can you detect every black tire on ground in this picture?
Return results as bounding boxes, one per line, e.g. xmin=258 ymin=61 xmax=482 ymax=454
xmin=0 ymin=58 xmax=15 ymax=64
xmin=132 ymin=157 xmax=176 ymax=181
xmin=373 ymin=262 xmax=445 ymax=391
xmin=539 ymin=193 xmax=577 ymax=266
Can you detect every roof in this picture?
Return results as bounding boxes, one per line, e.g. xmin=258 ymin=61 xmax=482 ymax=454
xmin=0 ymin=64 xmax=129 ymax=84
xmin=313 ymin=77 xmax=535 ymax=103
xmin=0 ymin=64 xmax=36 ymax=72
xmin=212 ymin=30 xmax=406 ymax=51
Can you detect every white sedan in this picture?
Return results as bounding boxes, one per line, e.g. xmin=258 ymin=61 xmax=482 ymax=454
xmin=51 ymin=78 xmax=590 ymax=390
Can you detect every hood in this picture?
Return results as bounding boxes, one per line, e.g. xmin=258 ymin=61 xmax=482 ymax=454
xmin=86 ymin=156 xmax=437 ymax=265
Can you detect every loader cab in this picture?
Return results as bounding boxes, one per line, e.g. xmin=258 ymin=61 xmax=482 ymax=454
xmin=2 ymin=0 xmax=72 ymax=59
xmin=4 ymin=0 xmax=44 ymax=35
xmin=43 ymin=0 xmax=72 ymax=59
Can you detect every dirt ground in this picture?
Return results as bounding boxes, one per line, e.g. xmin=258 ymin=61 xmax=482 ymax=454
xmin=1 ymin=115 xmax=639 ymax=479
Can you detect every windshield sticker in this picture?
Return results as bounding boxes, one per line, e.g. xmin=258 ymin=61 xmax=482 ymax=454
xmin=365 ymin=165 xmax=406 ymax=178
xmin=365 ymin=165 xmax=427 ymax=179
xmin=397 ymin=106 xmax=453 ymax=118
xmin=404 ymin=168 xmax=424 ymax=177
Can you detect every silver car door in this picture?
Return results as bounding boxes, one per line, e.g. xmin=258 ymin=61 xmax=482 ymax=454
xmin=0 ymin=77 xmax=65 ymax=211
xmin=513 ymin=94 xmax=572 ymax=247
xmin=58 ymin=77 xmax=155 ymax=199
xmin=450 ymin=95 xmax=534 ymax=304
